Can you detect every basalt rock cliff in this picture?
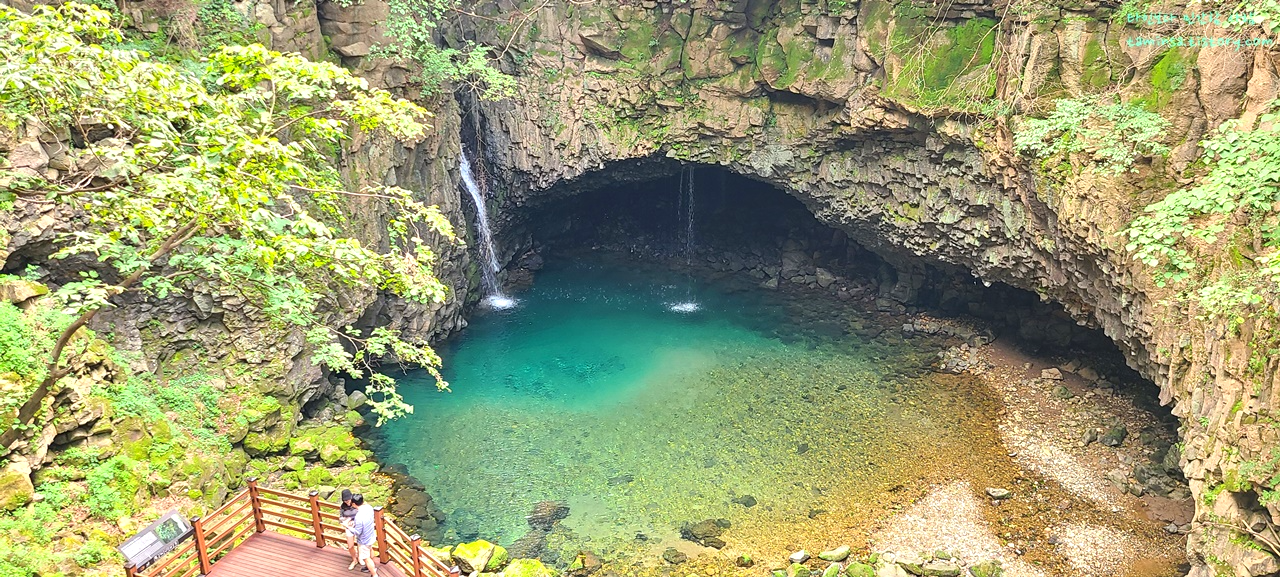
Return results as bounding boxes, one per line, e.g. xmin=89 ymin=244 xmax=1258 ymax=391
xmin=4 ymin=0 xmax=1279 ymax=574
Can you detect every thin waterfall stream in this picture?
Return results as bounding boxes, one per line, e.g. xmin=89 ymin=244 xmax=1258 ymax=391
xmin=460 ymin=152 xmax=515 ymax=309
xmin=669 ymin=165 xmax=700 ymax=313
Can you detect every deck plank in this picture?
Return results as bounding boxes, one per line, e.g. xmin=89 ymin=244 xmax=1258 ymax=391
xmin=208 ymin=532 xmax=406 ymax=577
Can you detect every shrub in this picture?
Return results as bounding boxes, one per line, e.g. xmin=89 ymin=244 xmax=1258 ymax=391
xmin=1014 ymin=95 xmax=1170 ymax=174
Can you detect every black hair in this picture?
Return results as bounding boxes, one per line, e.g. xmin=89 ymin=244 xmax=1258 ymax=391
xmin=352 ymin=494 xmax=365 ymax=506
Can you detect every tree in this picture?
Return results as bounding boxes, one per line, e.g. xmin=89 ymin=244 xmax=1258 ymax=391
xmin=0 ymin=2 xmax=455 ymax=450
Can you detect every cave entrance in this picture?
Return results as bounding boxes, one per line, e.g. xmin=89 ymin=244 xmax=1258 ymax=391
xmin=374 ymin=162 xmax=1189 ymax=576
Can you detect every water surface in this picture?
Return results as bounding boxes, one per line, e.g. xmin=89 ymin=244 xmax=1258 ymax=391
xmin=374 ymin=256 xmax=999 ymax=563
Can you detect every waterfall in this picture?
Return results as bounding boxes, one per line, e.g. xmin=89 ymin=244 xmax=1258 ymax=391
xmin=460 ymin=153 xmax=515 ymax=309
xmin=669 ymin=165 xmax=700 ymax=314
xmin=683 ymin=165 xmax=695 ymax=264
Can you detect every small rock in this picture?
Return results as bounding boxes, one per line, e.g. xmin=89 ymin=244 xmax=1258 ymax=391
xmin=968 ymin=560 xmax=1003 ymax=577
xmin=736 ymin=554 xmax=754 ymax=567
xmin=1082 ymin=428 xmax=1100 ymax=445
xmin=789 ymin=563 xmax=812 ymax=577
xmin=985 ymin=487 xmax=1011 ymax=500
xmin=918 ymin=559 xmax=962 ymax=577
xmin=732 ymin=494 xmax=758 ymax=507
xmin=1101 ymin=425 xmax=1128 ymax=447
xmin=662 ymin=548 xmax=687 ymax=564
xmin=846 ymin=561 xmax=875 ymax=577
xmin=607 ymin=473 xmax=634 ymax=485
xmin=1051 ymin=385 xmax=1074 ymax=399
xmin=823 ymin=564 xmax=843 ymax=577
xmin=819 ymin=545 xmax=851 ymax=562
xmin=1040 ymin=368 xmax=1063 ymax=380
xmin=1077 ymin=366 xmax=1100 ymax=382
xmin=790 ymin=550 xmax=811 ymax=563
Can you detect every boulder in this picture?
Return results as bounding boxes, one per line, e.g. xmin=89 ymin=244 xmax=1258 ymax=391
xmin=816 ymin=268 xmax=837 ymax=288
xmin=0 ymin=279 xmax=47 ymax=305
xmin=846 ymin=562 xmax=875 ymax=577
xmin=1040 ymin=368 xmax=1063 ymax=380
xmin=453 ymin=540 xmax=500 ymax=573
xmin=1101 ymin=425 xmax=1128 ymax=447
xmin=823 ymin=563 xmax=843 ymax=577
xmin=788 ymin=563 xmax=812 ymax=577
xmin=876 ymin=564 xmax=909 ymax=577
xmin=819 ymin=546 xmax=851 ymax=561
xmin=501 ymin=558 xmax=556 ymax=577
xmin=0 ymin=459 xmax=34 ymax=511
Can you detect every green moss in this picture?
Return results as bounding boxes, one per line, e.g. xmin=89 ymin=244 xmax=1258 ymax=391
xmin=883 ymin=14 xmax=999 ymax=110
xmin=1079 ymin=38 xmax=1114 ymax=89
xmin=1133 ymin=48 xmax=1189 ymax=111
xmin=618 ymin=18 xmax=656 ymax=63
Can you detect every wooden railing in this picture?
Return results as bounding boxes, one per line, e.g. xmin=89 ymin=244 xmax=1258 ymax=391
xmin=124 ymin=478 xmax=457 ymax=577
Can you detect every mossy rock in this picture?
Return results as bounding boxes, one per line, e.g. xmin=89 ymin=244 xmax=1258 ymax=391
xmin=486 ymin=544 xmax=510 ymax=571
xmin=283 ymin=456 xmax=305 ymax=471
xmin=788 ymin=563 xmax=812 ymax=577
xmin=501 ymin=559 xmax=555 ymax=577
xmin=454 ymin=540 xmax=502 ymax=573
xmin=0 ymin=460 xmax=34 ymax=512
xmin=968 ymin=560 xmax=1003 ymax=577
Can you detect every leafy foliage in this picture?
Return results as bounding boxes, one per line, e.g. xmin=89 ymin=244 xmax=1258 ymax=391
xmin=0 ymin=3 xmax=455 ymax=432
xmin=376 ymin=0 xmax=516 ymax=99
xmin=85 ymin=455 xmax=142 ymax=519
xmin=1013 ymin=95 xmax=1171 ymax=175
xmin=1125 ymin=102 xmax=1280 ymax=317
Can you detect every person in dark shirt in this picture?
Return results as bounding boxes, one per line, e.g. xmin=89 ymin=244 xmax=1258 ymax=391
xmin=340 ymin=489 xmax=360 ymax=570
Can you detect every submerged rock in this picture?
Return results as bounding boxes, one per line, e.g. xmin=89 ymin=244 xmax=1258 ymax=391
xmin=662 ymin=548 xmax=687 ymax=564
xmin=732 ymin=494 xmax=758 ymax=507
xmin=527 ymin=500 xmax=569 ymax=531
xmin=680 ymin=518 xmax=724 ymax=546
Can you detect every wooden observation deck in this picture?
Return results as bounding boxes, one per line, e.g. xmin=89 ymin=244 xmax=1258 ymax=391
xmin=125 ymin=479 xmax=457 ymax=577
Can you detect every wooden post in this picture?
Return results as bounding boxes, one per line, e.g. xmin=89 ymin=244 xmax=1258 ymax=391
xmin=124 ymin=563 xmax=138 ymax=577
xmin=192 ymin=516 xmax=212 ymax=575
xmin=374 ymin=506 xmax=390 ymax=564
xmin=410 ymin=534 xmax=424 ymax=577
xmin=308 ymin=490 xmax=325 ymax=548
xmin=247 ymin=478 xmax=266 ymax=533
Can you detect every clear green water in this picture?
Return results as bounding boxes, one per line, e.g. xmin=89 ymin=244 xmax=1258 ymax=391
xmin=374 ymin=256 xmax=996 ymax=562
